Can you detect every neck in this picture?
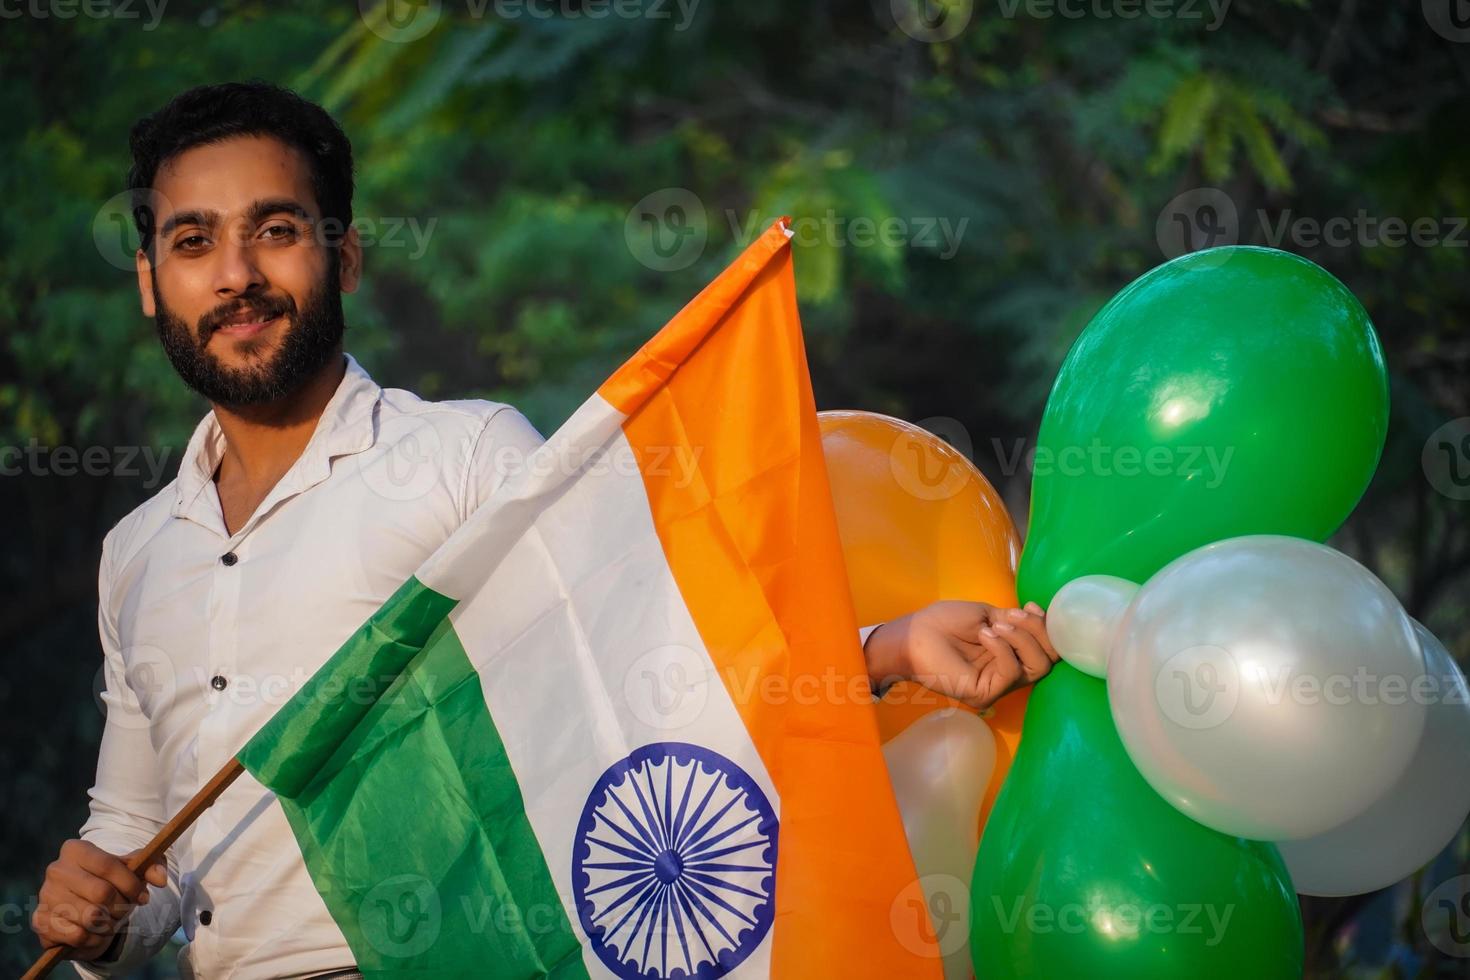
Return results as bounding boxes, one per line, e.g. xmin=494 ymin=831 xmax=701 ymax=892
xmin=211 ymin=350 xmax=348 ymax=486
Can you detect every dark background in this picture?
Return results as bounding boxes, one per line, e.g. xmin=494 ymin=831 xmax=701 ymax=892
xmin=2 ymin=1 xmax=1466 ymax=976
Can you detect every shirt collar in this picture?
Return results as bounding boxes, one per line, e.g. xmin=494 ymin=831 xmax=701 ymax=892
xmin=170 ymin=352 xmax=382 ymax=520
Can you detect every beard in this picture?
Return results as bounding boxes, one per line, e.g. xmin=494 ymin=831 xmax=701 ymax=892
xmin=153 ymin=256 xmax=346 ymax=409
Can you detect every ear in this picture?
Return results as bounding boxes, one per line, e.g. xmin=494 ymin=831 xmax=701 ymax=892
xmin=135 ymin=248 xmax=156 ymax=317
xmin=337 ymin=224 xmax=363 ymax=294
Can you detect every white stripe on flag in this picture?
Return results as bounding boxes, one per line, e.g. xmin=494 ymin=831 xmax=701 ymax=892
xmin=442 ymin=399 xmax=779 ymax=978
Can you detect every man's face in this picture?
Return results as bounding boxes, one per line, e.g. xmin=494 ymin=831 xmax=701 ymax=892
xmin=135 ymin=134 xmax=362 ymax=408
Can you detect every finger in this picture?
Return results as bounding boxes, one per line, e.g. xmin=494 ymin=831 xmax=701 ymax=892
xmin=973 ymin=603 xmax=1002 ymax=629
xmin=54 ymin=863 xmax=135 ymax=917
xmin=1002 ymin=608 xmax=1060 ymax=663
xmin=70 ymin=845 xmax=149 ymax=905
xmin=973 ymin=628 xmax=1024 ymax=707
xmin=994 ymin=621 xmax=1053 ymax=680
xmin=943 ymin=633 xmax=989 ymax=666
xmin=126 ymin=849 xmax=169 ymax=888
xmin=66 ymin=898 xmax=113 ymax=933
xmin=38 ymin=913 xmax=93 ymax=950
xmin=34 ymin=896 xmax=110 ymax=946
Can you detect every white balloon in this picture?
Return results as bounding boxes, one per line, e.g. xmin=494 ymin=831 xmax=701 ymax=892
xmin=1277 ymin=619 xmax=1470 ymax=895
xmin=1046 ymin=574 xmax=1140 ymax=677
xmin=882 ymin=709 xmax=996 ymax=980
xmin=1107 ymin=534 xmax=1426 ymax=840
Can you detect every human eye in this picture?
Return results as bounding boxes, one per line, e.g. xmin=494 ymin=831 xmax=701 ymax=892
xmin=260 ymin=222 xmax=299 ymax=243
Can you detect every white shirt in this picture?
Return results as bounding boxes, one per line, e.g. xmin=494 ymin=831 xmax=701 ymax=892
xmin=74 ymin=352 xmax=885 ymax=979
xmin=76 ymin=353 xmax=546 ymax=980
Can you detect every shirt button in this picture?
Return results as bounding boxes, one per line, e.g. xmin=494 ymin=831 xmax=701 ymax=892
xmin=199 ymin=909 xmax=213 ymax=926
xmin=210 ymin=675 xmax=228 ymax=692
xmin=220 ymin=551 xmax=238 ymax=566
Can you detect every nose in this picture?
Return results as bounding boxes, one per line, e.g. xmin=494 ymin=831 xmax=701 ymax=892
xmin=211 ymin=222 xmax=266 ymax=299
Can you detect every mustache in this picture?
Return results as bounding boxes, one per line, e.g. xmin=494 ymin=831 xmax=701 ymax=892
xmin=199 ymin=296 xmax=295 ymax=340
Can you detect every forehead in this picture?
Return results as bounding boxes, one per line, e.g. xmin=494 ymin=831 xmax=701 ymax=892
xmin=150 ymin=134 xmax=319 ymax=221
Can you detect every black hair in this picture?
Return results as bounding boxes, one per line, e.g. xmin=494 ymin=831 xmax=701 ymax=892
xmin=127 ymin=80 xmax=354 ymax=256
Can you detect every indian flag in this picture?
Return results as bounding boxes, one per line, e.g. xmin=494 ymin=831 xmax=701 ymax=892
xmin=235 ymin=220 xmax=940 ymax=978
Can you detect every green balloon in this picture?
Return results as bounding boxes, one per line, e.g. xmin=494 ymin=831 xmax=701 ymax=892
xmin=970 ymin=663 xmax=1303 ymax=978
xmin=1017 ymin=246 xmax=1388 ymax=606
xmin=971 ymin=247 xmax=1387 ymax=975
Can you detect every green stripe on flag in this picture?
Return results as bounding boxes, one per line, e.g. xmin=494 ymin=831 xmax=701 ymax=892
xmin=241 ymin=575 xmax=459 ymax=797
xmin=240 ymin=577 xmax=590 ymax=977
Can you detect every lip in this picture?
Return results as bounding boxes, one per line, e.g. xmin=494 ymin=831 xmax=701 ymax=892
xmin=214 ymin=314 xmax=281 ymax=339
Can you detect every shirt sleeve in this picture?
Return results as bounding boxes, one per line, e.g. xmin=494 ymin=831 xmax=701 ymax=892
xmin=71 ymin=531 xmax=182 ymax=978
xmin=461 ymin=406 xmax=549 ymax=518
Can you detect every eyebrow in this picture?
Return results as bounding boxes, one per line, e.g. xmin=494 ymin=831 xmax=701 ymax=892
xmin=158 ymin=198 xmax=313 ymax=238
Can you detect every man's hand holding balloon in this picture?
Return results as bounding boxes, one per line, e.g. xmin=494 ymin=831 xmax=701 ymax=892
xmin=865 ymin=600 xmax=1059 ymax=709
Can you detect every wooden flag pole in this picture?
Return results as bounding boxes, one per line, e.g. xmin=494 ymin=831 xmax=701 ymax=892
xmin=22 ymin=758 xmax=246 ymax=980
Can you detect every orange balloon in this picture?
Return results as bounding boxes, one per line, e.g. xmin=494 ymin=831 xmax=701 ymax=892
xmin=819 ymin=410 xmax=1028 ymax=827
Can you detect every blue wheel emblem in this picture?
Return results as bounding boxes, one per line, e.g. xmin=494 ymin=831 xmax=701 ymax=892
xmin=572 ymin=742 xmax=778 ymax=978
